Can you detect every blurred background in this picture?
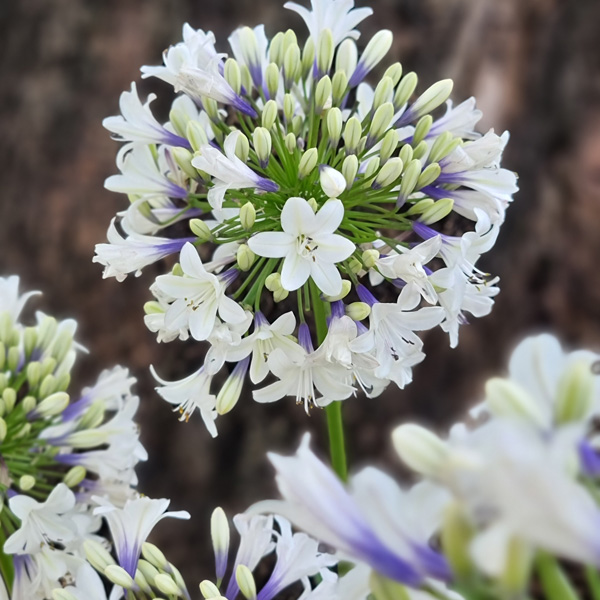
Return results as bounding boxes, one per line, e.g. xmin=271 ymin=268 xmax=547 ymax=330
xmin=2 ymin=0 xmax=600 ymax=583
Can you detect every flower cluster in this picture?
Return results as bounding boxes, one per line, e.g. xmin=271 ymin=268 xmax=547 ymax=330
xmin=254 ymin=334 xmax=600 ymax=599
xmin=95 ymin=0 xmax=517 ymax=433
xmin=0 ymin=276 xmax=189 ymax=599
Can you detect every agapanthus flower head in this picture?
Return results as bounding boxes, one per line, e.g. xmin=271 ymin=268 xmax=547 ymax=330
xmin=97 ymin=0 xmax=517 ymax=434
xmin=0 ymin=276 xmax=151 ymax=597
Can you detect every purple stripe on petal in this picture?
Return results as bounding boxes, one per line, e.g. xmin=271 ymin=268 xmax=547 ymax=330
xmin=412 ymin=543 xmax=452 ymax=581
xmin=349 ymin=62 xmax=369 ymax=88
xmin=298 ymin=323 xmax=314 ymax=353
xmin=257 ymin=178 xmax=279 ymax=193
xmin=254 ymin=311 xmax=268 ymax=328
xmin=160 ymin=129 xmax=192 ymax=149
xmin=167 ymin=181 xmax=189 ymax=199
xmin=231 ymin=95 xmax=258 ymax=118
xmin=220 ymin=268 xmax=239 ymax=287
xmin=419 ymin=185 xmax=450 ymax=200
xmin=356 ymin=284 xmax=378 ymax=306
xmin=330 ymin=300 xmax=346 ymax=320
xmin=580 ymin=441 xmax=600 ymax=477
xmin=412 ymin=221 xmax=437 ymax=241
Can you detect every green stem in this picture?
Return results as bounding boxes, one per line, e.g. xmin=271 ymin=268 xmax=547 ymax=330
xmin=535 ymin=552 xmax=580 ymax=600
xmin=309 ymin=281 xmax=348 ymax=481
xmin=0 ymin=527 xmax=14 ymax=591
xmin=586 ymin=566 xmax=600 ymax=600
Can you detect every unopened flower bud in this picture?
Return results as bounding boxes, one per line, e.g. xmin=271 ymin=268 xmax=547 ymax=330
xmin=22 ymin=395 xmax=37 ymax=413
xmin=144 ymin=301 xmax=164 ymax=315
xmin=203 ymin=97 xmax=220 ymax=122
xmin=19 ymin=475 xmax=35 ymax=491
xmin=252 ymin=127 xmax=272 ymax=168
xmin=36 ymin=391 xmax=69 ymax=417
xmin=326 ymin=108 xmax=343 ymax=146
xmin=0 ymin=342 xmax=4 ymax=372
xmin=336 ymin=38 xmax=358 ymax=77
xmin=405 ymin=198 xmax=434 ymax=217
xmin=37 ymin=315 xmax=57 ymax=350
xmin=298 ymin=148 xmax=318 ymax=179
xmin=416 ymin=162 xmax=441 ymax=189
xmin=412 ymin=115 xmax=433 ymax=146
xmin=235 ymin=132 xmax=250 ymax=162
xmin=224 ymin=58 xmax=241 ymax=94
xmin=285 ymin=132 xmax=297 ymax=154
xmin=170 ymin=100 xmax=193 ymax=138
xmin=240 ymin=203 xmax=256 ymax=231
xmin=428 ymin=131 xmax=461 ymax=164
xmin=142 ymin=542 xmax=168 ymax=570
xmin=315 ymin=75 xmax=332 ymax=113
xmin=301 ymin=36 xmax=315 ymax=78
xmin=210 ymin=506 xmax=230 ymax=580
xmin=374 ymin=157 xmax=403 ymax=188
xmin=268 ymin=32 xmax=284 ymax=66
xmin=63 ymin=466 xmax=86 ymax=488
xmin=186 ymin=120 xmax=209 ymax=153
xmin=0 ymin=312 xmax=12 ymax=344
xmin=398 ymin=158 xmax=422 ymax=203
xmin=24 ymin=327 xmax=37 ymax=358
xmin=392 ymin=423 xmax=448 ymax=477
xmin=394 ymin=72 xmax=418 ymax=110
xmin=384 ymin=62 xmax=403 ymax=86
xmin=420 ymin=198 xmax=454 ymax=225
xmin=292 ymin=115 xmax=304 ymax=136
xmin=283 ymin=43 xmax=301 ymax=88
xmin=441 ymin=502 xmax=474 ymax=578
xmin=137 ymin=560 xmax=160 ymax=589
xmin=190 ymin=219 xmax=213 ymax=242
xmin=348 ymin=257 xmax=362 ymax=274
xmin=26 ymin=361 xmax=41 ymax=389
xmin=556 ymin=359 xmax=596 ymax=424
xmin=368 ymin=102 xmax=394 ymax=144
xmin=41 ymin=357 xmax=57 ymax=379
xmin=171 ymin=147 xmax=197 ymax=180
xmin=364 ymin=157 xmax=380 ymax=180
xmin=0 ymin=417 xmax=6 ymax=443
xmin=3 ymin=388 xmax=16 ymax=413
xmin=265 ymin=273 xmax=282 ymax=292
xmin=7 ymin=346 xmax=20 ymax=373
xmin=216 ymin=361 xmax=247 ymax=415
xmin=362 ymin=249 xmax=380 ymax=269
xmin=373 ymin=76 xmax=394 ymax=110
xmin=78 ymin=400 xmax=106 ymax=430
xmin=261 ymin=100 xmax=278 ymax=130
xmin=265 ymin=62 xmax=280 ymax=100
xmin=84 ymin=540 xmax=116 ymax=572
xmin=343 ymin=117 xmax=362 ymax=154
xmin=317 ymin=29 xmax=334 ymax=75
xmin=154 ymin=573 xmax=181 ymax=596
xmin=409 ymin=79 xmax=454 ymax=120
xmin=346 ymin=302 xmax=370 ymax=321
xmin=379 ymin=129 xmax=400 ymax=163
xmin=485 ymin=377 xmax=547 ymax=428
xmin=412 ymin=140 xmax=429 ymax=160
xmin=323 ymin=280 xmax=352 ymax=302
xmin=331 ymin=70 xmax=349 ymax=106
xmin=273 ymin=288 xmax=289 ymax=302
xmin=200 ymin=580 xmax=221 ymax=598
xmin=236 ymin=565 xmax=257 ymax=600
xmin=351 ymin=30 xmax=393 ymax=86
xmin=283 ymin=94 xmax=295 ymax=123
xmin=342 ymin=154 xmax=359 ymax=188
xmin=282 ymin=29 xmax=298 ymax=54
xmin=105 ymin=565 xmax=135 ymax=589
xmin=319 ymin=166 xmax=346 ymax=198
xmin=500 ymin=537 xmax=533 ymax=593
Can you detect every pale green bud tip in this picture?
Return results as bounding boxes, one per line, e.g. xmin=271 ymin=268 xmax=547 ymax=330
xmin=326 ymin=107 xmax=343 ymax=144
xmin=144 ymin=301 xmax=164 ymax=315
xmin=283 ymin=43 xmax=301 ymax=86
xmin=0 ymin=417 xmax=6 ymax=442
xmin=273 ymin=288 xmax=289 ymax=302
xmin=52 ymin=589 xmax=79 ymax=600
xmin=307 ymin=198 xmax=318 ymax=212
xmin=236 ymin=244 xmax=256 ymax=272
xmin=22 ymin=395 xmax=36 ymax=413
xmin=298 ymin=148 xmax=318 ymax=179
xmin=369 ymin=102 xmax=394 ymax=143
xmin=36 ymin=391 xmax=70 ymax=417
xmin=556 ymin=359 xmax=596 ymax=424
xmin=346 ymin=302 xmax=371 ymax=321
xmin=331 ymin=70 xmax=349 ymax=104
xmin=285 ymin=132 xmax=297 ymax=154
xmin=266 ymin=63 xmax=280 ymax=99
xmin=186 ymin=120 xmax=209 ymax=152
xmin=485 ymin=377 xmax=546 ymax=428
xmin=154 ymin=573 xmax=181 ymax=596
xmin=315 ymin=76 xmax=332 ymax=112
xmin=392 ymin=423 xmax=447 ymax=477
xmin=265 ymin=273 xmax=282 ymax=292
xmin=361 ymin=30 xmax=393 ymax=73
xmin=317 ymin=29 xmax=334 ymax=75
xmin=63 ymin=465 xmax=87 ymax=487
xmin=441 ymin=502 xmax=474 ymax=577
xmin=374 ymin=157 xmax=404 ymax=188
xmin=19 ymin=475 xmax=36 ymax=491
xmin=412 ymin=78 xmax=454 ymax=119
xmin=319 ymin=166 xmax=346 ymax=199
xmin=200 ymin=580 xmax=222 ymax=598
xmin=190 ymin=219 xmax=213 ymax=242
xmin=235 ymin=133 xmax=250 ymax=162
xmin=104 ymin=565 xmax=135 ymax=589
xmin=240 ymin=203 xmax=256 ymax=230
xmin=343 ymin=117 xmax=362 ymax=153
xmin=84 ymin=539 xmax=116 ymax=571
xmin=342 ymin=154 xmax=359 ymax=188
xmin=210 ymin=507 xmax=230 ymax=554
xmin=236 ymin=565 xmax=257 ymax=600
xmin=323 ymin=280 xmax=352 ymax=302
xmin=172 ymin=147 xmax=197 ymax=179
xmin=419 ymin=198 xmax=454 ymax=225
xmin=362 ymin=249 xmax=379 ymax=269
xmin=224 ymin=57 xmax=241 ymax=94
xmin=252 ymin=127 xmax=272 ymax=167
xmin=261 ymin=100 xmax=278 ymax=130
xmin=416 ymin=162 xmax=441 ymax=190
xmin=336 ymin=38 xmax=357 ymax=77
xmin=142 ymin=542 xmax=169 ymax=569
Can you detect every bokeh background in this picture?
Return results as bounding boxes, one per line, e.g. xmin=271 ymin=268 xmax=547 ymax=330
xmin=2 ymin=0 xmax=600 ymax=584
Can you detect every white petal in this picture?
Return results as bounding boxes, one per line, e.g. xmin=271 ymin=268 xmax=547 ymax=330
xmin=312 ymin=199 xmax=345 ymax=234
xmin=281 ymin=252 xmax=312 ymax=291
xmin=248 ymin=232 xmax=293 ymax=258
xmin=313 ymin=233 xmax=355 ymax=263
xmin=281 ymin=197 xmax=316 ymax=236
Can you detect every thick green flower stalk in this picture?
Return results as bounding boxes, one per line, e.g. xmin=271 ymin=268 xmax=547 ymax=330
xmin=95 ymin=0 xmax=517 ymax=439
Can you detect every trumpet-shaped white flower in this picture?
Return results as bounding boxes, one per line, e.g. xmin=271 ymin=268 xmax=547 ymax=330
xmin=228 ymin=25 xmax=270 ymax=88
xmin=428 ymin=97 xmax=483 ymax=141
xmin=284 ymin=0 xmax=373 ymax=45
xmin=203 ymin=313 xmax=253 ymax=375
xmin=103 ymin=82 xmax=190 ymax=147
xmin=4 ymin=484 xmax=77 ymax=555
xmin=248 ymin=197 xmax=355 ymax=296
xmin=0 ymin=275 xmax=40 ymax=321
xmin=153 ymin=242 xmax=247 ymax=341
xmin=93 ymin=496 xmax=190 ymax=576
xmin=192 ymin=131 xmax=279 ymax=211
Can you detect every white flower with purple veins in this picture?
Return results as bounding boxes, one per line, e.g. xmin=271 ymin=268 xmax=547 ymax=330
xmin=248 ymin=197 xmax=355 ymax=296
xmin=93 ymin=218 xmax=194 ymax=281
xmin=103 ymin=82 xmax=190 ymax=147
xmin=192 ymin=131 xmax=279 ymax=211
xmin=4 ymin=484 xmax=77 ymax=555
xmin=153 ymin=242 xmax=247 ymax=341
xmin=151 ymin=363 xmax=218 ymax=434
xmin=252 ymin=435 xmax=451 ymax=588
xmin=228 ymin=25 xmax=269 ymax=88
xmin=93 ymin=496 xmax=190 ymax=577
xmin=285 ymin=0 xmax=373 ymax=45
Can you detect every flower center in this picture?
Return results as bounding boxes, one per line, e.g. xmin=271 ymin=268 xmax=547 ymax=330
xmin=296 ymin=234 xmax=318 ymax=260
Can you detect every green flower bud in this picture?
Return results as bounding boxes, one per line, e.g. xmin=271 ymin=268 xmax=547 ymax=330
xmin=394 ymin=71 xmax=418 ymax=109
xmin=36 ymin=391 xmax=69 ymax=417
xmin=359 ymin=29 xmax=393 ymax=76
xmin=268 ymin=32 xmax=285 ymax=66
xmin=7 ymin=346 xmax=20 ymax=373
xmin=335 ymin=38 xmax=357 ymax=77
xmin=412 ymin=115 xmax=433 ymax=146
xmin=285 ymin=132 xmax=297 ymax=154
xmin=298 ymin=148 xmax=318 ymax=179
xmin=416 ymin=162 xmax=441 ymax=189
xmin=326 ymin=107 xmax=343 ymax=146
xmin=342 ymin=154 xmax=359 ymax=188
xmin=348 ymin=257 xmax=362 ymax=274
xmin=37 ymin=315 xmax=57 ymax=350
xmin=236 ymin=565 xmax=257 ymax=600
xmin=373 ymin=76 xmax=395 ymax=110
xmin=323 ymin=280 xmax=352 ymax=302
xmin=384 ymin=62 xmax=403 ymax=86
xmin=24 ymin=327 xmax=37 ymax=358
xmin=2 ymin=388 xmax=16 ymax=413
xmin=364 ymin=157 xmax=380 ymax=180
xmin=14 ymin=423 xmax=31 ymax=439
xmin=412 ymin=140 xmax=429 ymax=160
xmin=368 ymin=102 xmax=394 ymax=143
xmin=273 ymin=288 xmax=289 ymax=302
xmin=317 ymin=29 xmax=334 ymax=75
xmin=22 ymin=395 xmax=37 ymax=413
xmin=301 ymin=36 xmax=315 ymax=78
xmin=202 ymin=97 xmax=220 ymax=122
xmin=0 ymin=342 xmax=5 ymax=371
xmin=105 ymin=565 xmax=135 ymax=589
xmin=154 ymin=573 xmax=181 ymax=596
xmin=283 ymin=29 xmax=298 ymax=55
xmin=410 ymin=78 xmax=454 ymax=119
xmin=441 ymin=502 xmax=474 ymax=578
xmin=331 ymin=70 xmax=349 ymax=105
xmin=236 ymin=245 xmax=256 ymax=272
xmin=405 ymin=198 xmax=434 ymax=217
xmin=234 ymin=132 xmax=250 ymax=162
xmin=399 ymin=158 xmax=422 ymax=200
xmin=200 ymin=580 xmax=221 ymax=599
xmin=0 ymin=417 xmax=7 ymax=443
xmin=170 ymin=100 xmax=193 ymax=138
xmin=346 ymin=302 xmax=371 ymax=321
xmin=78 ymin=399 xmax=105 ymax=430
xmin=265 ymin=62 xmax=280 ymax=100
xmin=186 ymin=120 xmax=209 ymax=152
xmin=172 ymin=147 xmax=198 ymax=180
xmin=252 ymin=127 xmax=272 ymax=168
xmin=240 ymin=203 xmax=256 ymax=230
xmin=501 ymin=537 xmax=533 ymax=593
xmin=420 ymin=198 xmax=454 ymax=225
xmin=374 ymin=157 xmax=403 ymax=188
xmin=485 ymin=377 xmax=547 ymax=428
xmin=315 ymin=75 xmax=332 ymax=113
xmin=261 ymin=100 xmax=278 ymax=130
xmin=398 ymin=143 xmax=414 ymax=166
xmin=379 ymin=129 xmax=400 ymax=163
xmin=292 ymin=115 xmax=303 ymax=136
xmin=55 ymin=372 xmax=70 ymax=392
xmin=343 ymin=117 xmax=362 ymax=154
xmin=142 ymin=542 xmax=169 ymax=570
xmin=283 ymin=93 xmax=295 ymax=123
xmin=556 ymin=359 xmax=596 ymax=424
xmin=224 ymin=58 xmax=241 ymax=94
xmin=265 ymin=273 xmax=282 ymax=292
xmin=0 ymin=312 xmax=12 ymax=345
xmin=26 ymin=361 xmax=41 ymax=389
xmin=190 ymin=219 xmax=213 ymax=242
xmin=63 ymin=466 xmax=86 ymax=488
xmin=134 ymin=568 xmax=152 ymax=595
xmin=392 ymin=423 xmax=448 ymax=477
xmin=84 ymin=539 xmax=116 ymax=572
xmin=19 ymin=475 xmax=36 ymax=491
xmin=138 ymin=560 xmax=160 ymax=590
xmin=240 ymin=63 xmax=253 ymax=95
xmin=428 ymin=131 xmax=461 ymax=164
xmin=362 ymin=249 xmax=380 ymax=269
xmin=144 ymin=301 xmax=164 ymax=315
xmin=307 ymin=197 xmax=319 ymax=212
xmin=283 ymin=43 xmax=301 ymax=88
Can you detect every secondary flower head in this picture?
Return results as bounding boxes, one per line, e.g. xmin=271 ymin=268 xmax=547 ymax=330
xmin=97 ymin=0 xmax=517 ymax=434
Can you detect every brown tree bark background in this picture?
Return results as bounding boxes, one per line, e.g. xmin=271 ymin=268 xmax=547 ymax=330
xmin=1 ymin=0 xmax=600 ymax=583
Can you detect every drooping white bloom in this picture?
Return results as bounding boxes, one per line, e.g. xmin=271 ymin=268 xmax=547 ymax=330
xmin=192 ymin=131 xmax=279 ymax=211
xmin=203 ymin=313 xmax=253 ymax=375
xmin=93 ymin=218 xmax=194 ymax=281
xmin=248 ymin=197 xmax=355 ymax=296
xmin=428 ymin=97 xmax=483 ymax=141
xmin=4 ymin=484 xmax=77 ymax=555
xmin=151 ymin=364 xmax=218 ymax=435
xmin=252 ymin=435 xmax=451 ymax=586
xmin=284 ymin=0 xmax=373 ymax=45
xmin=153 ymin=242 xmax=247 ymax=341
xmin=93 ymin=495 xmax=190 ymax=576
xmin=103 ymin=82 xmax=190 ymax=147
